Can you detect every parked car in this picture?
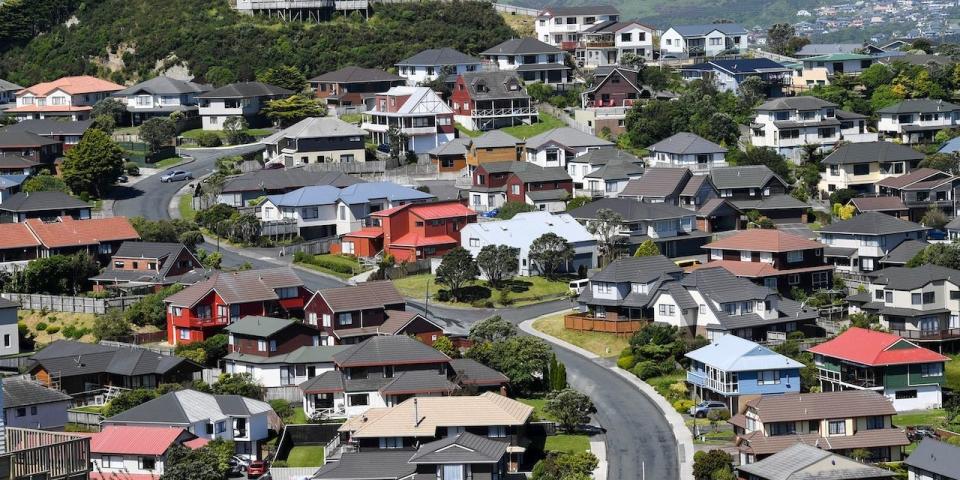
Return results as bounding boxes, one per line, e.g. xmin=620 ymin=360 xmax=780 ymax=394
xmin=263 ymin=162 xmax=284 ymax=170
xmin=568 ymin=278 xmax=589 ymax=295
xmin=689 ymin=401 xmax=728 ymax=418
xmin=247 ymin=460 xmax=268 ymax=478
xmin=228 ymin=456 xmax=248 ymax=477
xmin=116 ymin=174 xmax=129 ymax=183
xmin=377 ymin=143 xmax=391 ymax=154
xmin=907 ymin=426 xmax=940 ymax=442
xmin=482 ymin=209 xmax=499 ymax=218
xmin=161 ymin=170 xmax=193 ymax=183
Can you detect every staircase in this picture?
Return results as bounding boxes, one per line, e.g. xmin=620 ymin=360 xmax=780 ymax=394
xmin=97 ymin=385 xmax=128 ymax=405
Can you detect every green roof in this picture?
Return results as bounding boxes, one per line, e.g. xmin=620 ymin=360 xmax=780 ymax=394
xmin=224 ymin=345 xmax=350 ymax=365
xmin=802 ymin=53 xmax=874 ymax=62
xmin=224 ymin=316 xmax=297 ymax=338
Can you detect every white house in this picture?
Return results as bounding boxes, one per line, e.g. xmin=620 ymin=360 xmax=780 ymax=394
xmin=361 ymin=86 xmax=456 ymax=154
xmin=111 ymin=76 xmax=211 ymax=125
xmin=659 ymin=24 xmax=748 ymax=58
xmin=197 ymin=82 xmax=293 ymax=131
xmin=750 ymin=96 xmax=878 ymax=162
xmin=396 ymin=48 xmax=481 ymax=86
xmin=480 ymin=38 xmax=572 ymax=86
xmin=818 ymin=212 xmax=928 ymax=273
xmin=534 ymin=5 xmax=620 ymax=49
xmin=524 ymin=127 xmax=613 ymax=168
xmin=90 ymin=425 xmax=199 ymax=478
xmin=577 ymin=20 xmax=655 ymax=67
xmin=261 ymin=116 xmax=368 ymax=167
xmin=818 ymin=141 xmax=924 ymax=196
xmin=0 ymin=298 xmax=18 ymax=356
xmin=461 ymin=211 xmax=597 ymax=276
xmin=224 ymin=345 xmax=345 ymax=389
xmin=877 ymin=98 xmax=960 ymax=144
xmin=101 ymin=389 xmax=274 ymax=460
xmin=566 ymin=148 xmax=643 ymax=188
xmin=646 ymin=132 xmax=727 ymax=173
xmin=679 ymin=58 xmax=792 ymax=95
xmin=8 ymin=75 xmax=124 ymax=121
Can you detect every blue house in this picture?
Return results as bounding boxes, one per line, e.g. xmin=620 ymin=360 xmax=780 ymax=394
xmin=685 ymin=334 xmax=803 ymax=411
xmin=679 ymin=59 xmax=792 ymax=97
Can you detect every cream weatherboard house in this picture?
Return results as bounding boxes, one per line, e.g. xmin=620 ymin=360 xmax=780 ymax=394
xmin=197 ymin=82 xmax=293 ymax=131
xmin=750 ymin=96 xmax=877 ymax=162
xmin=535 ymin=5 xmax=621 ymax=49
xmin=577 ymin=20 xmax=656 ymax=67
xmin=659 ymin=24 xmax=748 ymax=57
xmin=818 ymin=141 xmax=925 ymax=196
xmin=877 ymin=98 xmax=960 ymax=144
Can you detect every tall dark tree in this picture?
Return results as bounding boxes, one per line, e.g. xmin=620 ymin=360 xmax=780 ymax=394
xmin=257 ymin=65 xmax=307 ymax=92
xmin=529 ymin=233 xmax=574 ymax=278
xmin=435 ymin=247 xmax=479 ymax=301
xmin=139 ymin=117 xmax=176 ymax=155
xmin=61 ymin=129 xmax=124 ymax=198
xmin=475 ymin=244 xmax=519 ymax=287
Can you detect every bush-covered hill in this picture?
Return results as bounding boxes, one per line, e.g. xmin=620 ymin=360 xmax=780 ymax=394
xmin=0 ymin=0 xmax=515 ymax=86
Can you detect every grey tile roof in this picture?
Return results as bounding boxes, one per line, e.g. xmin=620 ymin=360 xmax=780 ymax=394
xmin=0 ymin=78 xmax=23 ymax=91
xmin=460 ymin=71 xmax=530 ymax=101
xmin=2 ymin=119 xmax=93 ymax=136
xmin=299 ymin=370 xmax=345 ymax=393
xmin=226 ymin=345 xmax=347 ymax=365
xmin=525 ymin=189 xmax=569 ymax=201
xmin=572 ymin=148 xmax=641 ymax=166
xmin=877 ymin=98 xmax=960 ymax=114
xmin=880 ymin=239 xmax=928 ymax=265
xmin=221 ymin=168 xmax=364 ymax=193
xmin=683 ymin=59 xmax=790 ymax=76
xmin=903 ymin=438 xmax=960 ymax=478
xmin=737 ymin=442 xmax=895 ymax=480
xmin=262 ymin=117 xmax=367 ymax=144
xmin=589 ymin=255 xmax=682 ymax=283
xmin=314 ymin=450 xmax=415 ymax=480
xmin=309 ymin=66 xmax=403 ymax=84
xmin=822 ymin=142 xmax=925 ymax=165
xmin=710 ymin=165 xmax=786 ymax=190
xmin=112 ymin=241 xmax=184 ymax=260
xmin=697 ymin=198 xmax=740 ymax=217
xmin=850 ymin=196 xmax=908 ymax=212
xmin=408 ymin=432 xmax=507 ymax=464
xmin=756 ymin=96 xmax=837 ymax=111
xmin=680 ymin=266 xmax=773 ymax=303
xmin=733 ymin=194 xmax=808 ymax=211
xmin=449 ymin=358 xmax=509 ymax=385
xmin=2 ymin=378 xmax=71 ymax=408
xmin=648 ymin=132 xmax=726 ymax=155
xmin=481 ymin=37 xmax=563 ymax=55
xmin=114 ymin=76 xmax=211 ymax=96
xmin=197 ymin=82 xmax=293 ymax=99
xmin=104 ymin=389 xmax=272 ymax=424
xmin=313 ymin=281 xmax=405 ymax=313
xmin=472 ymin=129 xmax=521 ymax=149
xmin=398 ymin=48 xmax=480 ymax=66
xmin=680 ymin=174 xmax=712 ymax=197
xmin=0 ymin=191 xmax=89 ymax=212
xmin=670 ymin=23 xmax=747 ymax=36
xmin=333 ymin=335 xmax=449 ymax=368
xmin=524 ymin=127 xmax=612 ymax=149
xmin=428 ymin=137 xmax=469 ymax=156
xmin=867 ymin=264 xmax=960 ymax=290
xmin=0 ymin=155 xmax=37 ymax=168
xmin=0 ymin=297 xmax=18 ymax=309
xmin=583 ymin=160 xmax=644 ymax=180
xmin=30 ymin=340 xmax=200 ymax=379
xmin=514 ymin=63 xmax=570 ymax=72
xmin=817 ymin=211 xmax=927 ymax=235
xmin=479 ymin=161 xmax=570 ymax=184
xmin=379 ymin=370 xmax=457 ymax=395
xmin=224 ymin=315 xmax=298 ymax=338
xmin=568 ymin=197 xmax=692 ymax=222
xmin=0 ymin=129 xmax=61 ymax=147
xmin=796 ymin=43 xmax=867 ymax=56
xmin=620 ymin=167 xmax=690 ymax=197
xmin=947 ymin=215 xmax=960 ymax=231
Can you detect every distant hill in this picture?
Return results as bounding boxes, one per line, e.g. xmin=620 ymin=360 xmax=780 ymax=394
xmin=0 ymin=0 xmax=515 ymax=86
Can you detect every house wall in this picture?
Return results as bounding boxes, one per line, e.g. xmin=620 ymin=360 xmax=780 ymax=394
xmin=225 ymin=360 xmax=335 ymax=388
xmin=92 ymin=453 xmax=167 ymax=476
xmin=399 ymin=63 xmax=478 ymax=86
xmin=4 ymin=400 xmax=70 ymax=430
xmin=0 ymin=306 xmax=19 ymax=355
xmin=466 ymin=146 xmax=520 ymax=168
xmin=229 ymin=326 xmax=319 ymax=357
xmin=820 ymin=230 xmax=925 ymax=272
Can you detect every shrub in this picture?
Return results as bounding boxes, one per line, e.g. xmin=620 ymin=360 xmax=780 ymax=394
xmin=35 ymin=322 xmax=48 ymax=331
xmin=616 ymin=354 xmax=636 ymax=370
xmin=46 ymin=325 xmax=61 ymax=335
xmin=631 ymin=360 xmax=660 ymax=380
xmin=124 ymin=162 xmax=140 ymax=176
xmin=434 ymin=290 xmax=451 ymax=302
xmin=195 ymin=132 xmax=222 ymax=147
xmin=471 ymin=300 xmax=494 ymax=308
xmin=269 ymin=400 xmax=293 ymax=420
xmin=293 ymin=251 xmax=312 ymax=264
xmin=673 ymin=399 xmax=695 ymax=414
xmin=312 ymin=256 xmax=356 ymax=274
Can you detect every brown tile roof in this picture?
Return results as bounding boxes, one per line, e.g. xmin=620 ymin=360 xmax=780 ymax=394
xmin=164 ymin=267 xmax=303 ymax=307
xmin=874 ymin=168 xmax=948 ymax=189
xmin=19 ymin=76 xmax=124 ymax=96
xmin=620 ymin=167 xmax=690 ymax=197
xmin=704 ymin=229 xmax=825 ymax=252
xmin=737 ymin=429 xmax=909 ymax=456
xmin=686 ymin=260 xmax=833 ymax=278
xmin=850 ymin=196 xmax=908 ymax=212
xmin=0 ymin=223 xmax=40 ymax=249
xmin=309 ymin=281 xmax=404 ymax=313
xmin=23 ymin=217 xmax=139 ymax=248
xmin=746 ymin=390 xmax=897 ymax=423
xmin=333 ymin=310 xmax=437 ymax=339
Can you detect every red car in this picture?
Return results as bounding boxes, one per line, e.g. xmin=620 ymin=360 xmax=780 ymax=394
xmin=247 ymin=460 xmax=268 ymax=478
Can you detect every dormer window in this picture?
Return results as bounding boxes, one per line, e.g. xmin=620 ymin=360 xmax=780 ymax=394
xmin=632 ymin=283 xmax=648 ymax=294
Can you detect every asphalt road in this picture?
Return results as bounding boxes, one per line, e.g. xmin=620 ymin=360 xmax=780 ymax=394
xmin=111 ymin=149 xmax=682 ymax=480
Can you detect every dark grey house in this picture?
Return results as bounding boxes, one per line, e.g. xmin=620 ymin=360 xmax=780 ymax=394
xmin=480 ymin=38 xmax=571 ymax=86
xmin=261 ymin=117 xmax=368 ymax=167
xmin=0 ymin=191 xmax=91 ymax=223
xmin=217 ymin=168 xmax=364 ymax=207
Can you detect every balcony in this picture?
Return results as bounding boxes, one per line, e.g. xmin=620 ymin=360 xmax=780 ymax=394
xmin=584 ymin=99 xmax=635 ymax=108
xmin=560 ymin=41 xmax=580 ymax=51
xmin=173 ymin=314 xmax=231 ymax=329
xmin=584 ymin=40 xmax=615 ymax=48
xmin=687 ymin=371 xmax=738 ymax=395
xmin=888 ymin=328 xmax=960 ymax=341
xmin=2 ymin=428 xmax=91 ymax=480
xmin=473 ymin=106 xmax=538 ymax=118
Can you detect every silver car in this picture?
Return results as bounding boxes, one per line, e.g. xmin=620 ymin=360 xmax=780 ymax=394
xmin=160 ymin=170 xmax=193 ymax=183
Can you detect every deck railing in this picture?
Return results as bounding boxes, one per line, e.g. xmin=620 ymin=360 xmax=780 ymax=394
xmin=4 ymin=428 xmax=91 ymax=480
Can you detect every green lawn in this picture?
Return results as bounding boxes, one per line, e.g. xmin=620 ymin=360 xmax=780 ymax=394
xmin=339 ymin=113 xmax=363 ymax=124
xmin=544 ymin=434 xmax=590 ymax=454
xmin=287 ymin=407 xmax=308 ymax=424
xmin=392 ymin=274 xmax=569 ymax=307
xmin=894 ymin=409 xmax=948 ymax=428
xmin=500 ymin=112 xmax=564 ymax=139
xmin=151 ymin=156 xmax=183 ymax=169
xmin=532 ymin=311 xmax=628 ymax=358
xmin=455 ymin=123 xmax=482 ymax=138
xmin=180 ymin=128 xmax=274 ymax=141
xmin=70 ymin=405 xmax=105 ymax=414
xmin=286 ymin=445 xmax=325 ymax=467
xmin=295 ymin=254 xmax=368 ymax=280
xmin=114 ymin=126 xmax=140 ymax=135
xmin=519 ymin=398 xmax=554 ymax=422
xmin=947 ymin=354 xmax=960 ymax=391
xmin=177 ymin=194 xmax=196 ymax=222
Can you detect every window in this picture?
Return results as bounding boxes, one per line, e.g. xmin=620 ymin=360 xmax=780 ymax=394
xmin=866 ymin=416 xmax=885 ymax=430
xmin=757 ymin=370 xmax=780 ymax=385
xmin=140 ymin=457 xmax=157 ymax=470
xmin=788 ymin=274 xmax=800 ymax=285
xmin=952 ymin=291 xmax=960 ymax=300
xmin=812 ymin=271 xmax=830 ymax=288
xmin=808 ymin=420 xmax=820 ymax=433
xmin=269 ymin=340 xmax=277 ymax=352
xmin=741 ymin=251 xmax=752 ymax=262
xmin=348 ymin=393 xmax=369 ymax=406
xmin=15 ymin=408 xmax=25 ymax=417
xmin=787 ymin=250 xmax=803 ymax=263
xmin=215 ymin=421 xmax=226 ymax=434
xmin=658 ymin=304 xmax=675 ymax=316
xmin=104 ymin=456 xmax=125 ymax=469
xmin=488 ymin=425 xmax=507 ymax=438
xmin=30 ymin=406 xmax=37 ymax=415
xmin=923 ymin=291 xmax=935 ymax=304
xmin=621 ymin=33 xmax=632 ymax=42
xmin=322 ymin=314 xmax=331 ymax=327
xmin=276 ymin=287 xmax=298 ymax=299
xmin=912 ymin=293 xmax=922 ymax=305
xmin=711 ymin=249 xmax=722 ymax=260
xmin=257 ymin=340 xmax=267 ymax=352
xmin=768 ymin=422 xmax=795 ymax=436
xmin=852 ymin=164 xmax=870 ymax=176
xmin=764 ymin=278 xmax=778 ymax=290
xmin=742 ymin=301 xmax=753 ymax=313
xmin=875 ymin=290 xmax=884 ymax=300
xmin=179 ymin=329 xmax=190 ymax=340
xmin=379 ymin=437 xmax=402 ymax=449
xmin=885 ymin=291 xmax=893 ymax=303
xmin=338 ymin=312 xmax=353 ymax=325
xmin=723 ymin=303 xmax=737 ymax=315
xmin=469 ymin=238 xmax=480 ymax=247
xmin=3 ymin=334 xmax=9 ymax=348
xmin=895 ymin=389 xmax=918 ymax=399
xmin=921 ymin=363 xmax=943 ymax=377
xmin=828 ymin=420 xmax=846 ymax=435
xmin=441 ymin=465 xmax=466 ymax=480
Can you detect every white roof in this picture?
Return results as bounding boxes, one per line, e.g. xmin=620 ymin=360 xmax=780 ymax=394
xmin=461 ymin=211 xmax=595 ymax=249
xmin=262 ymin=117 xmax=367 ymax=144
xmin=684 ymin=334 xmax=804 ymax=372
xmin=175 ymin=389 xmax=272 ymax=423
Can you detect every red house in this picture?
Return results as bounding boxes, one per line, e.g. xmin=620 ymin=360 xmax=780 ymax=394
xmin=470 ymin=161 xmax=572 ymax=211
xmin=339 ymin=200 xmax=477 ymax=262
xmin=164 ymin=267 xmax=311 ymax=345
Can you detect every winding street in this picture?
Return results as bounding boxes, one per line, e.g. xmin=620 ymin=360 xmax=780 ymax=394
xmin=110 ymin=148 xmax=684 ymax=480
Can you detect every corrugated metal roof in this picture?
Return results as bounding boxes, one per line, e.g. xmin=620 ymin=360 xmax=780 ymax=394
xmin=685 ymin=335 xmax=803 ymax=372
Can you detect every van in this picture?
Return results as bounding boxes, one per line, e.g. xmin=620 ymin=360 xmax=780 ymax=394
xmin=568 ymin=278 xmax=590 ymax=295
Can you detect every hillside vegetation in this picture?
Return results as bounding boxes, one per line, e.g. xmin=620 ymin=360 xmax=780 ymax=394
xmin=0 ymin=0 xmax=515 ymax=86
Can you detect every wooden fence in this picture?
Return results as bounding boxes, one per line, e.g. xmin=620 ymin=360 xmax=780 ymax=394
xmin=378 ymin=259 xmax=432 ymax=280
xmin=563 ymin=313 xmax=642 ymax=337
xmin=538 ymin=103 xmax=594 ymax=136
xmin=492 ymin=2 xmax=539 ymax=16
xmin=1 ymin=293 xmax=145 ymax=315
xmin=66 ymin=410 xmax=103 ymax=431
xmin=264 ymin=386 xmax=304 ymax=402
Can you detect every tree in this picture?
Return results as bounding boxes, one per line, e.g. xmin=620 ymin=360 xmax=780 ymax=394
xmin=726 ymin=146 xmax=792 ymax=181
xmin=545 ymin=388 xmax=595 ymax=432
xmin=161 ymin=442 xmax=229 ymax=480
xmin=921 ymin=206 xmax=949 ymax=229
xmin=565 ymin=196 xmax=591 ymax=211
xmin=432 ymin=336 xmax=458 ymax=358
xmin=832 ymin=203 xmax=855 ymax=220
xmin=61 ymin=129 xmax=124 ymax=198
xmin=139 ymin=117 xmax=176 ymax=155
xmin=920 ymin=152 xmax=960 ymax=175
xmin=693 ymin=450 xmax=733 ymax=480
xmin=531 ymin=452 xmax=598 ymax=480
xmin=707 ymin=408 xmax=730 ymax=432
xmin=125 ymin=284 xmax=185 ymax=329
xmin=212 ymin=373 xmax=262 ymax=399
xmin=496 ymin=201 xmax=535 ymax=220
xmin=468 ymin=315 xmax=517 ymax=343
xmin=860 ymin=63 xmax=895 ymax=91
xmin=22 ymin=172 xmax=69 ymax=193
xmin=262 ymin=95 xmax=326 ymax=128
xmin=766 ymin=23 xmax=794 ymax=56
xmin=222 ymin=116 xmax=249 ymax=145
xmin=586 ymin=208 xmax=623 ymax=267
xmin=633 ymin=239 xmax=660 ymax=257
xmin=529 ymin=233 xmax=574 ymax=278
xmin=475 ymin=244 xmax=519 ymax=288
xmin=909 ymin=243 xmax=960 ymax=269
xmin=91 ymin=98 xmax=127 ymax=125
xmin=469 ymin=336 xmax=551 ymax=395
xmin=5 ymin=252 xmax=100 ymax=295
xmin=130 ymin=217 xmax=198 ymax=243
xmin=92 ymin=309 xmax=133 ymax=341
xmin=92 ymin=114 xmax=116 ymax=133
xmin=828 ymin=188 xmax=858 ymax=206
xmin=526 ymin=82 xmax=554 ymax=102
xmin=435 ymin=247 xmax=479 ymax=301
xmin=548 ymin=353 xmax=567 ymax=391
xmin=257 ymin=65 xmax=307 ymax=92
xmin=104 ymin=388 xmax=158 ymax=417
xmin=736 ymin=76 xmax=767 ymax=107
xmin=204 ymin=66 xmax=237 ymax=87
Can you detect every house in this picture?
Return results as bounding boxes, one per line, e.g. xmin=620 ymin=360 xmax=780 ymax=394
xmin=0 ymin=191 xmax=90 ymax=223
xmin=0 ymin=298 xmax=18 ymax=356
xmin=396 ymin=48 xmax=481 ymax=86
xmin=0 ymin=79 xmax=22 ymax=108
xmin=819 ymin=142 xmax=925 ymax=197
xmin=534 ymin=5 xmax=620 ymax=50
xmin=875 ymin=168 xmax=959 ymax=220
xmin=468 ymin=161 xmax=572 ymax=212
xmin=795 ymin=53 xmax=875 ymax=87
xmin=217 ymin=168 xmax=363 ymax=207
xmin=89 ymin=425 xmax=200 ymax=479
xmin=680 ymin=59 xmax=792 ymax=96
xmin=685 ymin=335 xmax=803 ymax=412
xmin=361 ymin=86 xmax=455 ymax=154
xmin=8 ymin=75 xmax=124 ymax=121
xmin=845 ymin=265 xmax=960 ymax=347
xmin=0 ymin=216 xmax=140 ymax=271
xmin=577 ymin=20 xmax=656 ymax=67
xmin=878 ymin=239 xmax=928 ymax=268
xmin=581 ymin=158 xmax=644 ymax=197
xmin=711 ymin=165 xmax=808 ymax=224
xmin=0 ymin=424 xmax=90 ymax=479
xmin=261 ymin=117 xmax=368 ymax=167
xmin=299 ymin=336 xmax=508 ymax=419
xmin=197 ymin=81 xmax=293 ymax=131
xmin=877 ymin=99 xmax=960 ymax=144
xmin=102 ymin=389 xmax=273 ymax=460
xmin=653 ymin=266 xmax=818 ymax=341
xmin=817 ymin=212 xmax=927 ymax=273
xmin=620 ymin=167 xmax=718 ymax=210
xmin=222 ymin=315 xmax=348 ymax=389
xmin=28 ymin=340 xmax=201 ymax=396
xmin=0 ymin=118 xmax=92 ymax=153
xmin=2 ymin=378 xmax=71 ymax=430
xmin=904 ymin=438 xmax=960 ymax=480
xmin=164 ymin=267 xmax=311 ymax=345
xmin=568 ymin=255 xmax=684 ymax=335
xmin=112 ymin=76 xmax=212 ymax=126
xmin=309 ymin=67 xmax=405 ymax=114
xmin=659 ymin=24 xmax=748 ymax=58
xmin=750 ymin=96 xmax=878 ymax=161
xmin=646 ymin=132 xmax=728 ymax=173
xmin=567 ymin=197 xmax=709 ymax=257
xmin=304 ymin=281 xmax=443 ymax=345
xmin=808 ymin=327 xmax=949 ymax=411
xmin=480 ymin=38 xmax=571 ymax=86
xmin=524 ymin=127 xmax=613 ymax=168
xmin=696 ymin=198 xmax=742 ymax=233
xmin=694 ymin=229 xmax=832 ymax=294
xmin=566 ymin=147 xmax=643 ymax=192
xmin=427 ymin=137 xmax=469 ymax=173
xmin=464 ymin=130 xmax=522 ymax=173
xmin=461 ymin=211 xmax=596 ymax=276
xmin=849 ymin=196 xmax=910 ymax=219
xmin=736 ymin=443 xmax=896 ymax=480
xmin=576 ymin=67 xmax=674 ymax=136
xmin=259 ymin=182 xmax=434 ymax=240
xmin=732 ymin=390 xmax=909 ymax=464
xmin=794 ymin=43 xmax=879 ymax=58
xmin=338 ymin=200 xmax=477 ymax=261
xmin=449 ymin=71 xmax=537 ymax=132
xmin=89 ymin=241 xmax=207 ymax=293
xmin=0 ymin=129 xmax=61 ymax=173
xmin=0 ymin=175 xmax=27 ymax=204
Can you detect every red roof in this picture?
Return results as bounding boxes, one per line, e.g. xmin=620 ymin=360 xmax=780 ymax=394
xmin=372 ymin=200 xmax=475 ymax=220
xmin=7 ymin=105 xmax=93 ymax=113
xmin=24 ymin=216 xmax=140 ymax=248
xmin=91 ymin=474 xmax=159 ymax=480
xmin=0 ymin=223 xmax=40 ymax=249
xmin=18 ymin=76 xmax=124 ymax=96
xmin=183 ymin=437 xmax=210 ymax=449
xmin=344 ymin=227 xmax=384 ymax=239
xmin=89 ymin=426 xmax=186 ymax=455
xmin=704 ymin=229 xmax=824 ymax=252
xmin=808 ymin=327 xmax=950 ymax=366
xmin=391 ymin=233 xmax=458 ymax=247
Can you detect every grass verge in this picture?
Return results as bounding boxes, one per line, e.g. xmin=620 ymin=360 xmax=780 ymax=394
xmin=532 ymin=311 xmax=628 ymax=358
xmin=455 ymin=123 xmax=482 ymax=138
xmin=286 ymin=445 xmax=325 ymax=467
xmin=894 ymin=409 xmax=947 ymax=428
xmin=947 ymin=354 xmax=960 ymax=391
xmin=177 ymin=194 xmax=196 ymax=222
xmin=151 ymin=156 xmax=184 ymax=169
xmin=544 ymin=434 xmax=591 ymax=454
xmin=501 ymin=112 xmax=565 ymax=139
xmin=391 ymin=274 xmax=569 ymax=307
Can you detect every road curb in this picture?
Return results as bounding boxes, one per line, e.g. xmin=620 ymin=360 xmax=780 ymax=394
xmin=520 ymin=316 xmax=695 ymax=480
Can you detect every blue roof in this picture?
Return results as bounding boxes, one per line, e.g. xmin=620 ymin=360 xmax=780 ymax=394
xmin=0 ymin=174 xmax=27 ymax=190
xmin=266 ymin=182 xmax=434 ymax=207
xmin=670 ymin=24 xmax=747 ymax=37
xmin=683 ymin=58 xmax=788 ymax=75
xmin=684 ymin=334 xmax=804 ymax=372
xmin=939 ymin=136 xmax=960 ymax=154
